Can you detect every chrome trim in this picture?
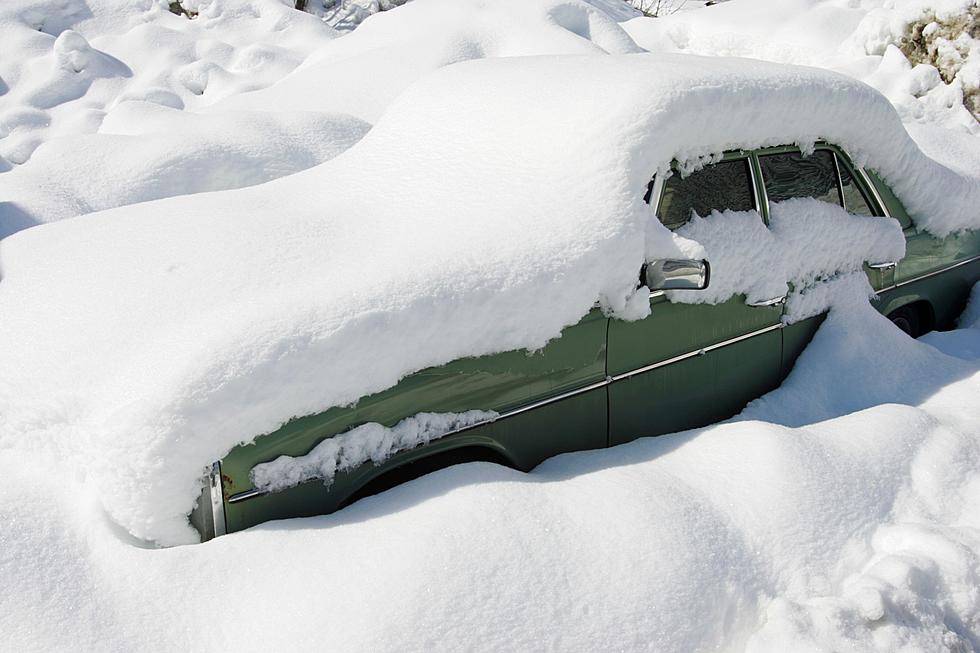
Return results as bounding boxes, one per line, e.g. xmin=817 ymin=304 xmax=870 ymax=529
xmin=747 ymin=295 xmax=787 ymax=308
xmin=645 ymin=258 xmax=710 ymax=291
xmin=856 ymin=167 xmax=891 ymax=218
xmin=867 ymin=261 xmax=897 ymax=270
xmin=831 ymin=152 xmax=846 ymax=212
xmin=879 ymin=253 xmax=980 ymax=294
xmin=609 ymin=322 xmax=784 ymax=382
xmin=208 ymin=461 xmax=227 ymax=537
xmin=649 ymin=173 xmax=665 ymax=218
xmin=747 ymin=155 xmax=762 ymax=215
xmin=227 ymin=320 xmax=791 ymax=504
xmin=228 ymin=487 xmax=265 ymax=504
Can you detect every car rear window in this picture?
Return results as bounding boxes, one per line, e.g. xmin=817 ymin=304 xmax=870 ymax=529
xmin=652 ymin=158 xmax=755 ymax=230
xmin=759 ymin=150 xmax=842 ymax=207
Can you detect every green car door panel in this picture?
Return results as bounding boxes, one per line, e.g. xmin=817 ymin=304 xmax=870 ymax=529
xmin=607 ymin=294 xmax=783 ymax=445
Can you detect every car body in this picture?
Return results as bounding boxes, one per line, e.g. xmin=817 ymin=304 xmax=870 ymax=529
xmin=192 ymin=142 xmax=980 ymax=540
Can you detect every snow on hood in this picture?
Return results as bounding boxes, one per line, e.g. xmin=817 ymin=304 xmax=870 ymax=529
xmin=1 ymin=53 xmax=978 ymax=545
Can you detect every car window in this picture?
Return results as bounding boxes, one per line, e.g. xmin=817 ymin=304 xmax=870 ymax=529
xmin=759 ymin=149 xmax=842 ymax=207
xmin=837 ymin=161 xmax=875 ymax=216
xmin=653 ymin=158 xmax=755 ymax=230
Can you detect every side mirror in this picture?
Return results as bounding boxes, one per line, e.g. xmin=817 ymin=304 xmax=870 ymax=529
xmin=644 ymin=258 xmax=710 ymax=291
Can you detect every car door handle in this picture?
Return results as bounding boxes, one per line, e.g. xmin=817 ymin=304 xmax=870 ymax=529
xmin=867 ymin=261 xmax=897 ymax=269
xmin=747 ymin=296 xmax=786 ymax=307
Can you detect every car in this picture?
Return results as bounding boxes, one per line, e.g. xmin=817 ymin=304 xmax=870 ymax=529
xmin=191 ymin=141 xmax=980 ymax=541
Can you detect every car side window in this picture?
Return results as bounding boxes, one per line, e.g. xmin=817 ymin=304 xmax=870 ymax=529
xmin=837 ymin=161 xmax=875 ymax=216
xmin=759 ymin=149 xmax=842 ymax=207
xmin=651 ymin=158 xmax=755 ymax=230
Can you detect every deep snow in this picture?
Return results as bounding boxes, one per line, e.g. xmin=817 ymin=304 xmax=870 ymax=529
xmin=1 ymin=283 xmax=979 ymax=653
xmin=1 ymin=0 xmax=979 ymax=650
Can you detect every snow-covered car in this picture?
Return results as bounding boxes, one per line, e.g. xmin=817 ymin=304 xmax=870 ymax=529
xmin=196 ymin=140 xmax=980 ymax=540
xmin=5 ymin=53 xmax=979 ymax=548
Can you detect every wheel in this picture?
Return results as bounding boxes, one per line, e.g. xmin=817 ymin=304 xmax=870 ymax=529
xmin=888 ymin=305 xmax=921 ymax=337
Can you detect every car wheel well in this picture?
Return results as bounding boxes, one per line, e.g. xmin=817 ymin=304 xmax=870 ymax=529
xmin=887 ymin=300 xmax=934 ymax=338
xmin=338 ymin=446 xmax=516 ymax=509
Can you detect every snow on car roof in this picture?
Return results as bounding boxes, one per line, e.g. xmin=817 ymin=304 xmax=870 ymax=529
xmin=1 ymin=52 xmax=977 ymax=545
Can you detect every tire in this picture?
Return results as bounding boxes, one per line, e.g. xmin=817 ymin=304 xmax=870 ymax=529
xmin=888 ymin=305 xmax=921 ymax=338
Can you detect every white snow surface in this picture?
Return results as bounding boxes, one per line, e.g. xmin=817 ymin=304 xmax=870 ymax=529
xmin=3 ymin=53 xmax=977 ymax=546
xmin=0 ymin=0 xmax=357 ymax=236
xmin=2 ymin=286 xmax=980 ymax=652
xmin=667 ymin=198 xmax=906 ymax=320
xmin=0 ymin=0 xmax=979 ymax=649
xmin=622 ymin=0 xmax=980 ymax=135
xmin=251 ymin=410 xmax=498 ymax=492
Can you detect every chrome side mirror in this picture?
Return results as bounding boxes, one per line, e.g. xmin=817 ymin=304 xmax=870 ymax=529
xmin=645 ymin=258 xmax=710 ymax=291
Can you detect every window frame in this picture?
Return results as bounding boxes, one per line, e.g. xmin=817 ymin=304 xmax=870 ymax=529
xmin=647 ymin=143 xmax=895 ymax=230
xmin=648 ymin=151 xmax=762 ymax=229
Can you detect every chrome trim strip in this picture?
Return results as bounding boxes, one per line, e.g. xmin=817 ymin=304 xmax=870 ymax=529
xmin=747 ymin=155 xmax=762 ymax=215
xmin=747 ymin=295 xmax=787 ymax=308
xmin=856 ymin=167 xmax=891 ymax=218
xmin=649 ymin=173 xmax=665 ymax=217
xmin=879 ymin=253 xmax=980 ymax=294
xmin=228 ymin=320 xmax=790 ymax=504
xmin=228 ymin=487 xmax=265 ymax=504
xmin=832 ymin=152 xmax=846 ymax=212
xmin=610 ymin=322 xmax=784 ymax=383
xmin=209 ymin=461 xmax=227 ymax=537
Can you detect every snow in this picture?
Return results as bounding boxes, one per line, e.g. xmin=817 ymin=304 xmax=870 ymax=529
xmin=621 ymin=0 xmax=980 ymax=135
xmin=0 ymin=0 xmax=352 ymax=236
xmin=0 ymin=0 xmax=979 ymax=649
xmin=251 ymin=410 xmax=498 ymax=493
xmin=214 ymin=0 xmax=644 ymax=122
xmin=2 ymin=287 xmax=979 ymax=652
xmin=666 ymin=198 xmax=906 ymax=320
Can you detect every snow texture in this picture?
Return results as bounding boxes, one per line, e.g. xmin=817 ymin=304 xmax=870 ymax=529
xmin=622 ymin=0 xmax=980 ymax=135
xmin=667 ymin=198 xmax=905 ymax=321
xmin=0 ymin=0 xmax=979 ymax=649
xmin=1 ymin=285 xmax=979 ymax=652
xmin=251 ymin=410 xmax=498 ymax=493
xmin=1 ymin=51 xmax=978 ymax=546
xmin=0 ymin=0 xmax=357 ymax=237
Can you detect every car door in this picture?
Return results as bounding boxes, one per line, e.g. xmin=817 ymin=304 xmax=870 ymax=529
xmin=607 ymin=154 xmax=784 ymax=445
xmin=760 ymin=145 xmax=894 ymax=372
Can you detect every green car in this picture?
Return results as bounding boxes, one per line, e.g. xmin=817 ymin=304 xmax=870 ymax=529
xmin=192 ymin=142 xmax=980 ymax=541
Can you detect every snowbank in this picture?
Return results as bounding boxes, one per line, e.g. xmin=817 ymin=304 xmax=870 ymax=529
xmin=0 ymin=0 xmax=354 ymax=236
xmin=621 ymin=0 xmax=980 ymax=135
xmin=2 ymin=53 xmax=978 ymax=546
xmin=1 ymin=286 xmax=978 ymax=652
xmin=212 ymin=0 xmax=644 ymax=122
xmin=0 ymin=105 xmax=369 ymax=236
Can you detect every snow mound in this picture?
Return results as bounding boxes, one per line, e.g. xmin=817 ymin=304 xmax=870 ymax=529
xmin=0 ymin=104 xmax=369 ymax=236
xmin=213 ymin=0 xmax=644 ymax=122
xmin=0 ymin=0 xmax=353 ymax=237
xmin=1 ymin=54 xmax=978 ymax=546
xmin=1 ymin=287 xmax=979 ymax=651
xmin=622 ymin=0 xmax=980 ymax=135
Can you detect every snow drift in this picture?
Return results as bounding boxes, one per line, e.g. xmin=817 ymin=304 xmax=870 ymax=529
xmin=1 ymin=285 xmax=979 ymax=652
xmin=1 ymin=53 xmax=978 ymax=546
